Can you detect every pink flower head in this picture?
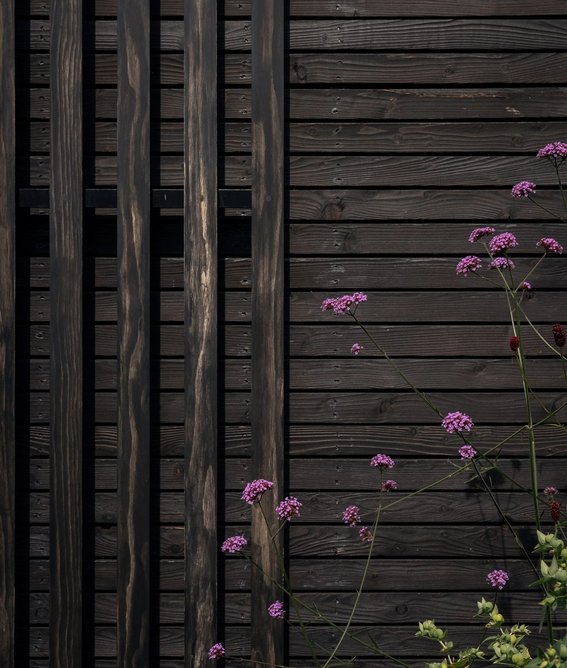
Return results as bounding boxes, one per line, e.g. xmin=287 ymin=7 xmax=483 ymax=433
xmin=268 ymin=600 xmax=285 ymax=619
xmin=275 ymin=496 xmax=302 ymax=521
xmin=537 ymin=141 xmax=567 ymax=160
xmin=351 ymin=343 xmax=363 ymax=355
xmin=537 ymin=237 xmax=563 ymax=254
xmin=544 ymin=486 xmax=558 ymax=497
xmin=321 ymin=292 xmax=367 ymax=316
xmin=381 ymin=479 xmax=398 ymax=492
xmin=511 ymin=181 xmax=536 ymax=199
xmin=458 ymin=444 xmax=477 ymax=461
xmin=208 ymin=643 xmax=225 ymax=660
xmin=370 ymin=453 xmax=395 ymax=470
xmin=468 ymin=227 xmax=495 ymax=243
xmin=442 ymin=411 xmax=474 ymax=434
xmin=221 ymin=535 xmax=247 ymax=554
xmin=487 ymin=569 xmax=509 ymax=590
xmin=358 ymin=526 xmax=373 ymax=543
xmin=241 ymin=479 xmax=274 ymax=505
xmin=489 ymin=257 xmax=515 ymax=271
xmin=342 ymin=505 xmax=361 ymax=526
xmin=520 ymin=281 xmax=532 ymax=291
xmin=489 ymin=232 xmax=518 ymax=255
xmin=456 ymin=255 xmax=482 ymax=276
xmin=551 ymin=500 xmax=561 ymax=523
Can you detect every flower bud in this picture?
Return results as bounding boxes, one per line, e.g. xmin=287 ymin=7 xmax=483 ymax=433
xmin=552 ymin=324 xmax=566 ymax=347
xmin=510 ymin=336 xmax=520 ymax=352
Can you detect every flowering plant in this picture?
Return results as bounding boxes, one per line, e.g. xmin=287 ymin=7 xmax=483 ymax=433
xmin=208 ymin=143 xmax=567 ymax=666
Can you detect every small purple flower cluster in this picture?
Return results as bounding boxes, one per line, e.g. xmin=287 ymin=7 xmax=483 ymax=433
xmin=221 ymin=535 xmax=247 ymax=554
xmin=468 ymin=226 xmax=495 ymax=243
xmin=268 ymin=600 xmax=286 ymax=619
xmin=382 ymin=479 xmax=398 ymax=492
xmin=511 ymin=181 xmax=536 ymax=199
xmin=342 ymin=505 xmax=361 ymax=527
xmin=358 ymin=526 xmax=373 ymax=543
xmin=520 ymin=281 xmax=532 ymax=291
xmin=537 ymin=237 xmax=564 ymax=254
xmin=486 ymin=569 xmax=509 ymax=590
xmin=544 ymin=485 xmax=558 ymax=497
xmin=537 ymin=141 xmax=567 ymax=160
xmin=208 ymin=643 xmax=225 ymax=660
xmin=456 ymin=255 xmax=482 ymax=276
xmin=370 ymin=453 xmax=395 ymax=471
xmin=321 ymin=292 xmax=368 ymax=315
xmin=489 ymin=257 xmax=515 ymax=271
xmin=489 ymin=232 xmax=518 ymax=255
xmin=351 ymin=342 xmax=363 ymax=355
xmin=458 ymin=444 xmax=477 ymax=461
xmin=275 ymin=496 xmax=302 ymax=521
xmin=241 ymin=478 xmax=274 ymax=505
xmin=442 ymin=411 xmax=474 ymax=434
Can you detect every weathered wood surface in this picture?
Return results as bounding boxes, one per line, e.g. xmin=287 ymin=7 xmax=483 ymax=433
xmin=116 ymin=0 xmax=151 ymax=664
xmin=22 ymin=357 xmax=567 ymax=391
xmin=23 ymin=289 xmax=565 ymax=322
xmin=49 ymin=0 xmax=83 ymax=664
xmin=27 ymin=0 xmax=567 ymax=16
xmin=22 ymin=323 xmax=567 ymax=358
xmin=25 ymin=87 xmax=567 ymax=119
xmin=184 ymin=0 xmax=218 ymax=664
xmin=22 ymin=18 xmax=567 ymax=51
xmin=21 ymin=423 xmax=567 ymax=458
xmin=24 ymin=52 xmax=567 ymax=86
xmin=24 ymin=490 xmax=554 ymax=524
xmin=250 ymin=0 xmax=285 ymax=663
xmin=0 ymin=0 xmax=16 ymax=664
xmin=25 ymin=120 xmax=567 ymax=153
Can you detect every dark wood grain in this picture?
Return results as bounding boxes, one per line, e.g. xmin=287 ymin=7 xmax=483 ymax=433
xmin=49 ymin=0 xmax=83 ymax=664
xmin=184 ymin=1 xmax=218 ymax=665
xmin=0 ymin=0 xmax=16 ymax=664
xmin=116 ymin=0 xmax=151 ymax=664
xmin=26 ymin=87 xmax=567 ymax=120
xmin=251 ymin=0 xmax=285 ymax=664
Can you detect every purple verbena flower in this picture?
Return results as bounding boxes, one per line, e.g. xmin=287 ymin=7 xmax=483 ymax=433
xmin=537 ymin=237 xmax=564 ymax=254
xmin=321 ymin=292 xmax=368 ymax=316
xmin=537 ymin=141 xmax=567 ymax=160
xmin=442 ymin=411 xmax=474 ymax=434
xmin=342 ymin=505 xmax=361 ymax=526
xmin=370 ymin=453 xmax=395 ymax=470
xmin=487 ymin=569 xmax=509 ymax=590
xmin=275 ymin=496 xmax=302 ymax=521
xmin=208 ymin=643 xmax=225 ymax=660
xmin=489 ymin=257 xmax=515 ymax=271
xmin=268 ymin=601 xmax=285 ymax=619
xmin=456 ymin=255 xmax=482 ymax=276
xmin=544 ymin=486 xmax=558 ymax=497
xmin=221 ymin=535 xmax=247 ymax=554
xmin=458 ymin=444 xmax=478 ymax=461
xmin=351 ymin=343 xmax=363 ymax=355
xmin=241 ymin=479 xmax=274 ymax=505
xmin=468 ymin=227 xmax=495 ymax=243
xmin=511 ymin=181 xmax=536 ymax=199
xmin=358 ymin=526 xmax=373 ymax=543
xmin=489 ymin=232 xmax=518 ymax=255
xmin=520 ymin=281 xmax=532 ymax=291
xmin=381 ymin=479 xmax=398 ymax=492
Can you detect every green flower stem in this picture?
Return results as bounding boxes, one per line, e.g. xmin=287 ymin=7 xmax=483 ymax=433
xmin=258 ymin=500 xmax=321 ymax=668
xmin=554 ymin=163 xmax=567 ymax=215
xmin=321 ymin=501 xmax=385 ymax=668
xmin=526 ymin=194 xmax=567 ymax=222
xmin=515 ymin=253 xmax=547 ymax=293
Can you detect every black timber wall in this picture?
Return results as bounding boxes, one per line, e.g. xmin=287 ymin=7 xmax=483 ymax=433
xmin=1 ymin=0 xmax=567 ymax=665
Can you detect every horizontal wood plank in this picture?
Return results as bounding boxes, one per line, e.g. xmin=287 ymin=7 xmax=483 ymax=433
xmin=26 ymin=87 xmax=567 ymax=120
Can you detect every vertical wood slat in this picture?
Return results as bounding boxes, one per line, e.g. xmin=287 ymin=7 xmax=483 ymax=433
xmin=49 ymin=0 xmax=83 ymax=665
xmin=184 ymin=0 xmax=218 ymax=664
xmin=0 ymin=1 xmax=16 ymax=665
xmin=117 ymin=0 xmax=151 ymax=665
xmin=251 ymin=0 xmax=286 ymax=664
